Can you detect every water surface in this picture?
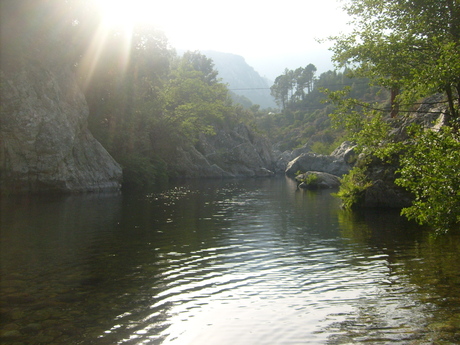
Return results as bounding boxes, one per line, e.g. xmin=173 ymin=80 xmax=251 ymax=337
xmin=1 ymin=177 xmax=460 ymax=344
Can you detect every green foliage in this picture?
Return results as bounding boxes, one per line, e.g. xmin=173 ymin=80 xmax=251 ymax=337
xmin=296 ymin=172 xmax=321 ymax=189
xmin=80 ymin=26 xmax=240 ymax=189
xmin=395 ymin=126 xmax=460 ymax=232
xmin=118 ymin=155 xmax=168 ymax=191
xmin=333 ymin=167 xmax=372 ymax=209
xmin=164 ymin=54 xmax=232 ymax=142
xmin=330 ymin=0 xmax=460 ymax=122
xmin=311 ymin=139 xmax=341 ymax=155
xmin=325 ymin=0 xmax=460 ymax=232
xmin=258 ymin=68 xmax=385 ymax=152
xmin=325 ymin=87 xmax=391 ymax=155
xmin=304 ymin=173 xmax=319 ymax=186
xmin=270 ymin=65 xmax=317 ymax=110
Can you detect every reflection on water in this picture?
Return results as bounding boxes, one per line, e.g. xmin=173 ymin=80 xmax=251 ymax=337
xmin=1 ymin=177 xmax=459 ymax=344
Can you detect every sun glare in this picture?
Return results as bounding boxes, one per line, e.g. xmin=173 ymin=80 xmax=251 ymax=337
xmin=92 ymin=0 xmax=221 ymax=49
xmin=94 ymin=0 xmax=160 ymax=29
xmin=83 ymin=0 xmax=350 ymax=79
xmin=79 ymin=0 xmax=155 ymax=91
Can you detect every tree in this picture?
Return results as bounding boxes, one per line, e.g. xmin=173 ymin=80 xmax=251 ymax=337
xmin=328 ymin=0 xmax=460 ymax=231
xmin=330 ymin=0 xmax=460 ymax=126
xmin=271 ymin=66 xmax=318 ymax=109
xmin=293 ymin=64 xmax=317 ymax=100
xmin=84 ymin=24 xmax=171 ymax=158
xmin=270 ymin=72 xmax=291 ymax=110
xmin=164 ymin=52 xmax=232 ymax=141
xmin=303 ymin=63 xmax=317 ymax=95
xmin=293 ymin=67 xmax=305 ymax=101
xmin=180 ymin=51 xmax=219 ymax=85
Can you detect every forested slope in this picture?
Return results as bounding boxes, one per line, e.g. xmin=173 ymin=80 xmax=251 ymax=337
xmin=0 ymin=0 xmax=276 ymax=192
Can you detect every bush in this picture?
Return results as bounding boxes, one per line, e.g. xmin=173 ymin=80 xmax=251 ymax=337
xmin=304 ymin=173 xmax=319 ymax=186
xmin=395 ymin=126 xmax=460 ymax=232
xmin=119 ymin=155 xmax=168 ymax=191
xmin=333 ymin=166 xmax=372 ymax=209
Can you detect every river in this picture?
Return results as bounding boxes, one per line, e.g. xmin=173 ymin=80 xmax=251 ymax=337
xmin=1 ymin=177 xmax=459 ymax=344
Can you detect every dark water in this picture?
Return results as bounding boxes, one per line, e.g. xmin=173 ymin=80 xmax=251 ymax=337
xmin=1 ymin=177 xmax=460 ymax=344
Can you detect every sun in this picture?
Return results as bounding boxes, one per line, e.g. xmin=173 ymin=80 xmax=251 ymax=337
xmin=94 ymin=0 xmax=157 ymax=29
xmin=91 ymin=0 xmax=218 ymax=55
xmin=79 ymin=0 xmax=156 ymax=91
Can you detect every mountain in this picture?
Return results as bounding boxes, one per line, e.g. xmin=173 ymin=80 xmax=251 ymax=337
xmin=200 ymin=50 xmax=276 ymax=109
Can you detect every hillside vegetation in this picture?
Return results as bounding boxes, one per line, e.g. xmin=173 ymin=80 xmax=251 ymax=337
xmin=254 ymin=67 xmax=388 ymax=153
xmin=1 ymin=0 xmax=269 ymax=190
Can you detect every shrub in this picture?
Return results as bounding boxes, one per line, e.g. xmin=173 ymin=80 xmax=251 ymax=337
xmin=119 ymin=155 xmax=168 ymax=191
xmin=333 ymin=166 xmax=372 ymax=209
xmin=304 ymin=173 xmax=319 ymax=186
xmin=395 ymin=126 xmax=460 ymax=232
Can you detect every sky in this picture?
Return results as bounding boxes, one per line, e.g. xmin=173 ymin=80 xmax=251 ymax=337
xmin=96 ymin=0 xmax=351 ymax=80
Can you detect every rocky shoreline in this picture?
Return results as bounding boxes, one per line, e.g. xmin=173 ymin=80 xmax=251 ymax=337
xmin=280 ymin=97 xmax=449 ymax=209
xmin=1 ymin=42 xmax=446 ymax=204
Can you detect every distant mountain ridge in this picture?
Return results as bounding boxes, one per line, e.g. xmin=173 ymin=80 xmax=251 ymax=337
xmin=200 ymin=50 xmax=276 ymax=109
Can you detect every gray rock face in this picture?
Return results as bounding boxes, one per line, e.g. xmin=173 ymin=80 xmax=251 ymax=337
xmin=0 ymin=61 xmax=122 ymax=193
xmin=171 ymin=123 xmax=275 ymax=178
xmin=355 ymin=100 xmax=452 ymax=209
xmin=330 ymin=141 xmax=357 ymax=165
xmin=273 ymin=143 xmax=311 ymax=173
xmin=361 ymin=179 xmax=412 ymax=208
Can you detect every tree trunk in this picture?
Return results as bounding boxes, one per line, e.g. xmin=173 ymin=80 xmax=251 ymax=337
xmin=390 ymin=87 xmax=399 ymax=118
xmin=445 ymin=84 xmax=459 ymax=133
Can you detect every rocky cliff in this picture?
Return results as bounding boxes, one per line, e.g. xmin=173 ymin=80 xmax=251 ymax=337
xmin=171 ymin=123 xmax=275 ymax=178
xmin=0 ymin=45 xmax=122 ymax=193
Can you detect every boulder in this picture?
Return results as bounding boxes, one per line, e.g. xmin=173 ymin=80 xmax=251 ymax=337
xmin=285 ymin=152 xmax=352 ymax=177
xmin=331 ymin=141 xmax=357 ymax=164
xmin=273 ymin=150 xmax=295 ymax=173
xmin=285 ymin=141 xmax=356 ymax=178
xmin=273 ymin=143 xmax=311 ymax=173
xmin=361 ymin=179 xmax=412 ymax=208
xmin=291 ymin=144 xmax=312 ymax=159
xmin=0 ymin=60 xmax=122 ymax=193
xmin=296 ymin=171 xmax=340 ymax=189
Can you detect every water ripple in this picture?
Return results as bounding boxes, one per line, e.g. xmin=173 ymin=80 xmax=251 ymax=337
xmin=98 ymin=234 xmax=407 ymax=345
xmin=4 ymin=180 xmax=456 ymax=345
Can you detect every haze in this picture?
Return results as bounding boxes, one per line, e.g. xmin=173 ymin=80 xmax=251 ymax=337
xmin=96 ymin=0 xmax=350 ymax=80
xmin=167 ymin=0 xmax=348 ymax=79
xmin=165 ymin=0 xmax=349 ymax=79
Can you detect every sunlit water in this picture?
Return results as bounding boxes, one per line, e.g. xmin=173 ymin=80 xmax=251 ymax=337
xmin=1 ymin=177 xmax=460 ymax=344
